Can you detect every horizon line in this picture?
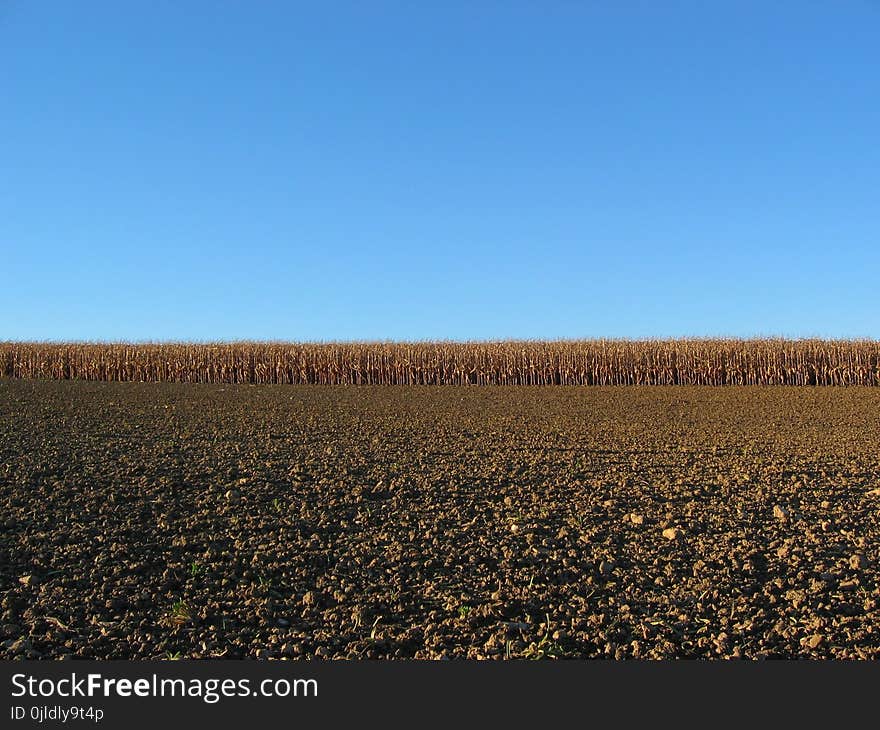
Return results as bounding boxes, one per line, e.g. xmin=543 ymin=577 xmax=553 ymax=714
xmin=4 ymin=336 xmax=880 ymax=346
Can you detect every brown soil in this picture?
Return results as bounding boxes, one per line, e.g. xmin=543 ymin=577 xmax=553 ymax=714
xmin=1 ymin=381 xmax=879 ymax=659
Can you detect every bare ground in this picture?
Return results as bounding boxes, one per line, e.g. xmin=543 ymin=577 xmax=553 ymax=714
xmin=1 ymin=381 xmax=878 ymax=659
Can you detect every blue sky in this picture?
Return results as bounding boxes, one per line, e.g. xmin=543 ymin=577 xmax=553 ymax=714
xmin=2 ymin=1 xmax=878 ymax=342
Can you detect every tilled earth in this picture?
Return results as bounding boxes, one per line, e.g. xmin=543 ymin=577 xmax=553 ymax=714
xmin=1 ymin=381 xmax=879 ymax=659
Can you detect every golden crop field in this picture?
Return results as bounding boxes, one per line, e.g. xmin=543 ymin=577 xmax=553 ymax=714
xmin=2 ymin=339 xmax=879 ymax=386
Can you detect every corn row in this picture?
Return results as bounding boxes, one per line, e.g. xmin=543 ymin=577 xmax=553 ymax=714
xmin=1 ymin=340 xmax=878 ymax=386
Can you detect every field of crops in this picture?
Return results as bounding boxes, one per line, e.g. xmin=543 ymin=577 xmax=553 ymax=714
xmin=2 ymin=380 xmax=878 ymax=659
xmin=3 ymin=339 xmax=880 ymax=385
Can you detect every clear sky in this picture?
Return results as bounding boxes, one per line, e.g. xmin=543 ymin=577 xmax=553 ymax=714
xmin=2 ymin=1 xmax=878 ymax=342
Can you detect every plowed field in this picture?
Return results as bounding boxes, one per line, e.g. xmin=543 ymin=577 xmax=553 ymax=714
xmin=2 ymin=381 xmax=878 ymax=659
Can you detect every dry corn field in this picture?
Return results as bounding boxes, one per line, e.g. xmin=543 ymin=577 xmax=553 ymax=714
xmin=2 ymin=339 xmax=880 ymax=386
